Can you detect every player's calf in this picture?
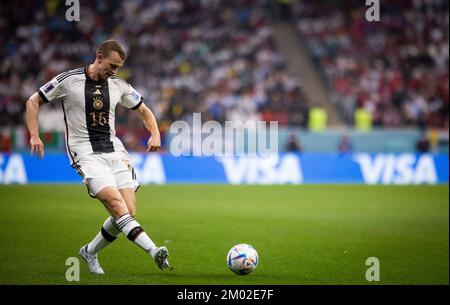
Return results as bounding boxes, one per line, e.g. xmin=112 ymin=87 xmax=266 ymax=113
xmin=115 ymin=213 xmax=171 ymax=270
xmin=96 ymin=186 xmax=130 ymax=218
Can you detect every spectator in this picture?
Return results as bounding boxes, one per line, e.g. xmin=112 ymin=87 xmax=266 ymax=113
xmin=0 ymin=0 xmax=309 ymax=152
xmin=295 ymin=0 xmax=449 ymax=129
xmin=337 ymin=135 xmax=353 ymax=153
xmin=416 ymin=132 xmax=431 ymax=153
xmin=0 ymin=131 xmax=11 ymax=152
xmin=285 ymin=133 xmax=303 ymax=152
xmin=276 ymin=0 xmax=293 ymax=21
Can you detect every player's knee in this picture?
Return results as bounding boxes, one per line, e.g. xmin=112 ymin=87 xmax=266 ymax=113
xmin=104 ymin=196 xmax=128 ymax=217
xmin=111 ymin=200 xmax=128 ymax=215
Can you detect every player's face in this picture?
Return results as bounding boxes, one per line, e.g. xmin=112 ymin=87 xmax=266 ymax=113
xmin=97 ymin=51 xmax=124 ymax=80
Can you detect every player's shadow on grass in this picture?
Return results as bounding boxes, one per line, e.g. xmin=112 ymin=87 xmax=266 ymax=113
xmin=140 ymin=272 xmax=306 ymax=283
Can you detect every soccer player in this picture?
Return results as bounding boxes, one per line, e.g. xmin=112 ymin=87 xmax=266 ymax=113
xmin=25 ymin=40 xmax=171 ymax=274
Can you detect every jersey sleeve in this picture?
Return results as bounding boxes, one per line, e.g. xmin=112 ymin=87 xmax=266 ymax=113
xmin=120 ymin=82 xmax=143 ymax=110
xmin=38 ymin=75 xmax=65 ymax=103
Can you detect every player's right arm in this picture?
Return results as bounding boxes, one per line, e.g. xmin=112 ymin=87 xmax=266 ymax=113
xmin=25 ymin=92 xmax=45 ymax=159
xmin=27 ymin=70 xmax=69 ymax=158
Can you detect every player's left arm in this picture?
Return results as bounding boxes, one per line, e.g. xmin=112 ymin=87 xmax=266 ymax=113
xmin=135 ymin=103 xmax=161 ymax=152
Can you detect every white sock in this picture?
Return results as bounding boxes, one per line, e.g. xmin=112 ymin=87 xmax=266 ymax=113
xmin=87 ymin=216 xmax=121 ymax=255
xmin=115 ymin=214 xmax=157 ymax=256
xmin=148 ymin=246 xmax=158 ymax=258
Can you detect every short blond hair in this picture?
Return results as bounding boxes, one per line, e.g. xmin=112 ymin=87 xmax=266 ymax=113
xmin=96 ymin=40 xmax=127 ymax=60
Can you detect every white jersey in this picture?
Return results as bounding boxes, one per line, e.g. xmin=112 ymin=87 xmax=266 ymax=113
xmin=38 ymin=67 xmax=143 ymax=165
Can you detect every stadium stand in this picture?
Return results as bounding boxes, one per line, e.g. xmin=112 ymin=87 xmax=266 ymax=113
xmin=0 ymin=0 xmax=448 ymax=152
xmin=0 ymin=0 xmax=308 ymax=152
xmin=294 ymin=0 xmax=449 ymax=129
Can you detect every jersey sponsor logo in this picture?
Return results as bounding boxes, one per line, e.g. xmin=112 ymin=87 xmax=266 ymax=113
xmin=218 ymin=154 xmax=302 ymax=184
xmin=56 ymin=68 xmax=84 ymax=83
xmin=0 ymin=154 xmax=28 ymax=184
xmin=130 ymin=153 xmax=166 ymax=184
xmin=354 ymin=153 xmax=438 ymax=184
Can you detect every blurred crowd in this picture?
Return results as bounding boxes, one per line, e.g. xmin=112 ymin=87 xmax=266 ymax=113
xmin=295 ymin=0 xmax=449 ymax=129
xmin=1 ymin=0 xmax=448 ymax=153
xmin=0 ymin=0 xmax=307 ymax=152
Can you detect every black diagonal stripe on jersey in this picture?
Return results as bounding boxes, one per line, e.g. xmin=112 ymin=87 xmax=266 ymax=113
xmin=57 ymin=70 xmax=84 ymax=83
xmin=84 ymin=79 xmax=114 ymax=153
xmin=56 ymin=68 xmax=84 ymax=80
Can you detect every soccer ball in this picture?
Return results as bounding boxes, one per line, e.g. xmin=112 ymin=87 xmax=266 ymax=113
xmin=226 ymin=244 xmax=258 ymax=275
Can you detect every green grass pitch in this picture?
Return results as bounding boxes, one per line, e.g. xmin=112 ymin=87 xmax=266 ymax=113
xmin=0 ymin=185 xmax=448 ymax=285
